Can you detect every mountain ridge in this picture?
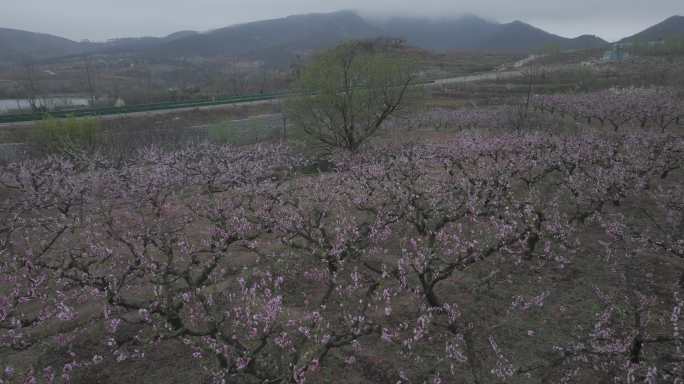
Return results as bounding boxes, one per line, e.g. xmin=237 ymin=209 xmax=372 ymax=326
xmin=0 ymin=27 xmax=86 ymax=61
xmin=620 ymin=15 xmax=684 ymax=43
xmin=2 ymin=10 xmax=680 ymax=65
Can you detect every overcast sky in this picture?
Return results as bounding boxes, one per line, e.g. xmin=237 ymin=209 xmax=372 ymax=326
xmin=1 ymin=0 xmax=682 ymax=42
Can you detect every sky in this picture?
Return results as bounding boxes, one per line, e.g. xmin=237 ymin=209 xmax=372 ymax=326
xmin=1 ymin=0 xmax=682 ymax=42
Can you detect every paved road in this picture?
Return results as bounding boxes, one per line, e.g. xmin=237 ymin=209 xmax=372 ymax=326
xmin=431 ymin=70 xmax=523 ymax=86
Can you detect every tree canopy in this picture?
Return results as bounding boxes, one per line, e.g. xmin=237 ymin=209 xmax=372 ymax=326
xmin=286 ymin=40 xmax=421 ymax=152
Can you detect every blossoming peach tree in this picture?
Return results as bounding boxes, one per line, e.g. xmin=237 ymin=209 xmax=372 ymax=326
xmin=1 ymin=128 xmax=683 ymax=383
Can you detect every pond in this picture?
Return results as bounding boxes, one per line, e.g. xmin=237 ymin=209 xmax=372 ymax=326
xmin=0 ymin=97 xmax=90 ymax=114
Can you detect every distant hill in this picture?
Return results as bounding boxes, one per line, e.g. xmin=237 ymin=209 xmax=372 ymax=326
xmin=568 ymin=34 xmax=611 ymax=50
xmin=0 ymin=28 xmax=201 ymax=62
xmin=91 ymin=30 xmax=201 ymax=53
xmin=163 ymin=31 xmax=199 ymax=41
xmin=620 ymin=15 xmax=684 ymax=43
xmin=376 ymin=14 xmax=501 ymax=51
xmin=375 ymin=16 xmax=607 ymax=52
xmin=0 ymin=27 xmax=85 ymax=62
xmin=152 ymin=12 xmax=608 ymax=63
xmin=478 ymin=21 xmax=607 ymax=52
xmin=153 ymin=11 xmax=380 ymax=62
xmin=13 ymin=10 xmax=684 ymax=66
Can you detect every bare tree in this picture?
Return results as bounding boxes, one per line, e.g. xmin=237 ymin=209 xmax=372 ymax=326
xmin=83 ymin=56 xmax=97 ymax=107
xmin=511 ymin=65 xmax=542 ymax=131
xmin=19 ymin=60 xmax=42 ymax=112
xmin=140 ymin=59 xmax=154 ymax=104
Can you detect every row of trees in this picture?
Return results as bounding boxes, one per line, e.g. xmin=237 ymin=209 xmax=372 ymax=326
xmin=7 ymin=56 xmax=292 ymax=113
xmin=286 ymin=43 xmax=684 ymax=152
xmin=11 ymin=57 xmax=99 ymax=113
xmin=1 ymin=128 xmax=683 ymax=383
xmin=531 ymin=88 xmax=683 ymax=131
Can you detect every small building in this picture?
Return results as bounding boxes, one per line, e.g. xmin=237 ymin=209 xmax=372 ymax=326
xmin=602 ymin=44 xmax=629 ymax=62
xmin=114 ymin=98 xmax=126 ymax=108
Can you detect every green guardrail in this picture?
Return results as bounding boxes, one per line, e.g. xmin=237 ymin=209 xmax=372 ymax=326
xmin=0 ymin=92 xmax=288 ymax=124
xmin=0 ymin=79 xmax=436 ymax=124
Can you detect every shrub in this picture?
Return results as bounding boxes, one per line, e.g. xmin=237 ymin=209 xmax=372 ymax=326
xmin=32 ymin=115 xmax=103 ymax=155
